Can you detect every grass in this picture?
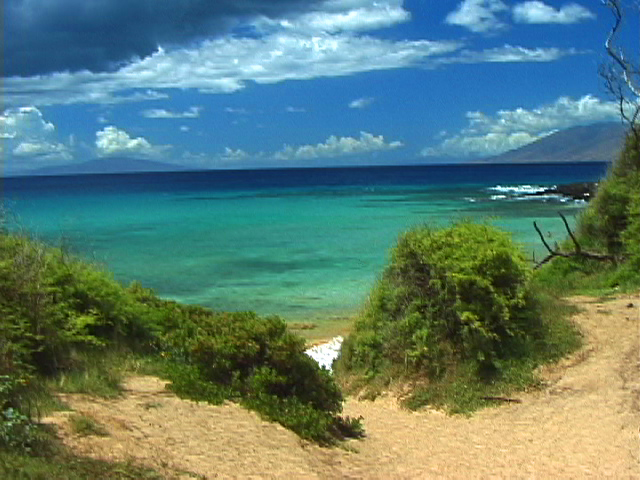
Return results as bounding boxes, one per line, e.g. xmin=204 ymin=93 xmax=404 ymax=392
xmin=50 ymin=355 xmax=124 ymax=399
xmin=0 ymin=426 xmax=164 ymax=480
xmin=69 ymin=413 xmax=109 ymax=437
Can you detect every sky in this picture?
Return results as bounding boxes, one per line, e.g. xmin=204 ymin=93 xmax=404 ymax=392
xmin=2 ymin=0 xmax=638 ymax=174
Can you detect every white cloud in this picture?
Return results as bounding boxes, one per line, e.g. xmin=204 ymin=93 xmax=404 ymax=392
xmin=1 ymin=107 xmax=54 ymax=137
xmin=422 ymin=131 xmax=546 ymax=158
xmin=1 ymin=106 xmax=73 ymax=168
xmin=95 ymin=126 xmax=170 ymax=158
xmin=141 ymin=106 xmax=202 ymax=119
xmin=445 ymin=0 xmax=509 ymax=33
xmin=349 ymin=97 xmax=374 ymax=109
xmin=221 ymin=147 xmax=250 ymax=161
xmin=513 ymin=2 xmax=595 ymax=24
xmin=434 ymin=44 xmax=581 ymax=65
xmin=275 ymin=131 xmax=403 ymax=160
xmin=286 ymin=106 xmax=306 ymax=113
xmin=257 ymin=0 xmax=411 ymax=34
xmin=4 ymin=0 xmax=586 ymax=109
xmin=180 ymin=125 xmax=190 ymax=132
xmin=178 ymin=147 xmax=255 ymax=169
xmin=422 ymin=95 xmax=620 ymax=157
xmin=5 ymin=8 xmax=461 ymax=108
xmin=12 ymin=141 xmax=69 ymax=157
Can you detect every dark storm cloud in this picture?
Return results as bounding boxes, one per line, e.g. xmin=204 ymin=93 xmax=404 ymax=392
xmin=5 ymin=0 xmax=324 ymax=77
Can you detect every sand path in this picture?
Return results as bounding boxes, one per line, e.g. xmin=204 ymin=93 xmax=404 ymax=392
xmin=44 ymin=294 xmax=640 ymax=479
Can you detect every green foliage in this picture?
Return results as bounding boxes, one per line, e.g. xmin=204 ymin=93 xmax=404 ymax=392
xmin=531 ymin=256 xmax=620 ymax=294
xmin=545 ymin=129 xmax=640 ymax=290
xmin=0 ymin=373 xmax=42 ymax=452
xmin=336 ymin=222 xmax=579 ymax=412
xmin=0 ymin=406 xmax=36 ymax=452
xmin=338 ymin=222 xmax=533 ymax=375
xmin=0 ymin=233 xmax=157 ymax=380
xmin=148 ymin=306 xmax=350 ymax=443
xmin=576 ymin=130 xmax=640 ymax=281
xmin=0 ymin=229 xmax=357 ymax=450
xmin=52 ymin=351 xmax=124 ymax=399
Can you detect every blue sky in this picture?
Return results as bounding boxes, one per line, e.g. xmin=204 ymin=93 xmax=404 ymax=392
xmin=2 ymin=0 xmax=637 ymax=174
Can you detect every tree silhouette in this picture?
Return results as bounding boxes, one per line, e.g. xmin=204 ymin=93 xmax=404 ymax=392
xmin=600 ymin=0 xmax=640 ymax=138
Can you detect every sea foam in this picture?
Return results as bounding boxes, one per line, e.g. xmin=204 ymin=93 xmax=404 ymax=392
xmin=488 ymin=184 xmax=553 ymax=194
xmin=305 ymin=336 xmax=344 ymax=373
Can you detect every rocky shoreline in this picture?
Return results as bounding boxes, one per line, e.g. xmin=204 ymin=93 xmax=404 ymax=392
xmin=529 ymin=182 xmax=598 ymax=201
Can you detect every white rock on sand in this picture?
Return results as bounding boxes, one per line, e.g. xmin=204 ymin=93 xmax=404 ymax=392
xmin=304 ymin=336 xmax=344 ymax=372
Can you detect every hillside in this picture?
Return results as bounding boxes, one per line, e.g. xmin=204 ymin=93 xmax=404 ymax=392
xmin=41 ymin=293 xmax=639 ymax=479
xmin=481 ymin=122 xmax=627 ymax=164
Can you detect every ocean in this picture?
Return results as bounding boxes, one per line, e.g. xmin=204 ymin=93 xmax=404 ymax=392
xmin=2 ymin=162 xmax=609 ymax=333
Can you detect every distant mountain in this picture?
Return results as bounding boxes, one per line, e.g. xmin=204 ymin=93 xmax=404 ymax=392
xmin=481 ymin=122 xmax=628 ymax=164
xmin=28 ymin=157 xmax=188 ymax=176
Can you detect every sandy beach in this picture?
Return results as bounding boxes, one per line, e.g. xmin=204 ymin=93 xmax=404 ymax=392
xmin=43 ymin=293 xmax=639 ymax=479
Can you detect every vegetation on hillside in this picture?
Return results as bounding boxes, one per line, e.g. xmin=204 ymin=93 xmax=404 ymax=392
xmin=535 ymin=129 xmax=640 ymax=292
xmin=336 ymin=126 xmax=640 ymax=412
xmin=0 ymin=227 xmax=361 ymax=474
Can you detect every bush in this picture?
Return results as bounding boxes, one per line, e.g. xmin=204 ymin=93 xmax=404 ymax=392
xmin=557 ymin=129 xmax=640 ymax=288
xmin=0 ymin=230 xmax=358 ymax=446
xmin=338 ymin=222 xmax=534 ymax=378
xmin=577 ymin=131 xmax=640 ymax=260
xmin=0 ymin=375 xmax=38 ymax=451
xmin=335 ymin=222 xmax=579 ymax=412
xmin=149 ymin=305 xmax=349 ymax=443
xmin=0 ymin=233 xmax=158 ymax=379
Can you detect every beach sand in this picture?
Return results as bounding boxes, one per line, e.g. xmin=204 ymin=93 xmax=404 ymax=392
xmin=43 ymin=293 xmax=639 ymax=479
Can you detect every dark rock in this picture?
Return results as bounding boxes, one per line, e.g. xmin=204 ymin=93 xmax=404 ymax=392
xmin=531 ymin=182 xmax=598 ymax=201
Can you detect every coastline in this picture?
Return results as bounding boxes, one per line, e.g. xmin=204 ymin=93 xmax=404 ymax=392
xmin=4 ymin=162 xmax=609 ymax=324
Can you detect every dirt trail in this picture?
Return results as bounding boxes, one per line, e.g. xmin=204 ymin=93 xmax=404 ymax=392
xmin=44 ymin=294 xmax=640 ymax=479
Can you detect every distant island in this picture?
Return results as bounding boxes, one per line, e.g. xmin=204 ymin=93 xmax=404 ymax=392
xmin=23 ymin=157 xmax=188 ymax=177
xmin=8 ymin=122 xmax=628 ymax=177
xmin=480 ymin=122 xmax=627 ymax=164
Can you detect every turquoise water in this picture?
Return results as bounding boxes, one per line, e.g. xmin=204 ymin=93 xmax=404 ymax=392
xmin=2 ymin=163 xmax=608 ymax=324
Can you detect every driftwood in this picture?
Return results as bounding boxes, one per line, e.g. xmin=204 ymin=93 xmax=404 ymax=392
xmin=533 ymin=213 xmax=616 ymax=269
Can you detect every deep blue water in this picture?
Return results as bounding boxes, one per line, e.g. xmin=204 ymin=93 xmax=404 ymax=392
xmin=2 ymin=162 xmax=609 ymax=326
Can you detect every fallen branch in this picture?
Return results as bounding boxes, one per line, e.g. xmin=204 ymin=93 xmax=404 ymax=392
xmin=533 ymin=213 xmax=616 ymax=269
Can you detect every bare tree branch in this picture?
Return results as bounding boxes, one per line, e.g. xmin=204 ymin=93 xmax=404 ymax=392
xmin=533 ymin=221 xmax=555 ymax=256
xmin=601 ymin=0 xmax=640 ymax=139
xmin=558 ymin=212 xmax=581 ymax=254
xmin=533 ymin=214 xmax=617 ymax=269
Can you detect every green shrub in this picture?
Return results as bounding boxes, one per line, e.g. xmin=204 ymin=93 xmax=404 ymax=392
xmin=0 ymin=375 xmax=38 ymax=452
xmin=0 ymin=233 xmax=157 ymax=378
xmin=335 ymin=222 xmax=579 ymax=412
xmin=338 ymin=222 xmax=534 ymax=378
xmin=559 ymin=129 xmax=640 ymax=288
xmin=0 ymin=230 xmax=358 ymax=445
xmin=577 ymin=131 xmax=640 ymax=259
xmin=154 ymin=308 xmax=349 ymax=443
